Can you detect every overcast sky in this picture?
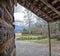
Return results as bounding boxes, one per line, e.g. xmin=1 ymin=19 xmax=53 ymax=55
xmin=14 ymin=3 xmax=46 ymax=27
xmin=14 ymin=3 xmax=25 ymax=26
xmin=14 ymin=3 xmax=38 ymax=26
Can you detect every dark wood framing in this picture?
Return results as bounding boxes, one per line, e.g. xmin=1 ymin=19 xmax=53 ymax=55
xmin=0 ymin=0 xmax=60 ymax=56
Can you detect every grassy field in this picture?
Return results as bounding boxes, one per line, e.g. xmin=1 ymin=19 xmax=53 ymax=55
xmin=17 ymin=37 xmax=60 ymax=43
xmin=24 ymin=39 xmax=59 ymax=43
xmin=16 ymin=33 xmax=60 ymax=43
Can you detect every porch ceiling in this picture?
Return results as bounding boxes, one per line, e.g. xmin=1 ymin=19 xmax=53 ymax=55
xmin=17 ymin=0 xmax=60 ymax=22
xmin=3 ymin=0 xmax=60 ymax=22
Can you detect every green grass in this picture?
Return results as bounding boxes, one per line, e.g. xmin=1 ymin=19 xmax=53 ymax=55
xmin=17 ymin=37 xmax=60 ymax=43
xmin=24 ymin=39 xmax=49 ymax=43
xmin=16 ymin=33 xmax=60 ymax=43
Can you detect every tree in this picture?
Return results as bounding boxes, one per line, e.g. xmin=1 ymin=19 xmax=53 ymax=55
xmin=23 ymin=9 xmax=33 ymax=34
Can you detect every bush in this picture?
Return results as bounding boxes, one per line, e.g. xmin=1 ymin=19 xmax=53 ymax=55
xmin=56 ymin=35 xmax=60 ymax=40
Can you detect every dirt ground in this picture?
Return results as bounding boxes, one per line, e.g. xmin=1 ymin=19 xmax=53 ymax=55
xmin=16 ymin=40 xmax=60 ymax=56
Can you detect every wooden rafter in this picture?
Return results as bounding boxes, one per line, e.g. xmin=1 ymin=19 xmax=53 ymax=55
xmin=37 ymin=9 xmax=52 ymax=21
xmin=51 ymin=0 xmax=60 ymax=5
xmin=14 ymin=0 xmax=17 ymax=6
xmin=29 ymin=2 xmax=53 ymax=22
xmin=18 ymin=0 xmax=60 ymax=22
xmin=9 ymin=0 xmax=14 ymax=12
xmin=40 ymin=0 xmax=60 ymax=16
xmin=9 ymin=0 xmax=13 ymax=7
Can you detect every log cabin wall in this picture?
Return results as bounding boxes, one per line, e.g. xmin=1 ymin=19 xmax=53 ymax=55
xmin=0 ymin=0 xmax=16 ymax=56
xmin=0 ymin=0 xmax=60 ymax=56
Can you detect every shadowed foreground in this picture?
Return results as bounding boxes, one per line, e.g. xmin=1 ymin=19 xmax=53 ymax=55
xmin=16 ymin=40 xmax=60 ymax=56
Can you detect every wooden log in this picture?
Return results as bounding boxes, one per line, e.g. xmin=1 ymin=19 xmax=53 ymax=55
xmin=0 ymin=37 xmax=14 ymax=53
xmin=2 ymin=3 xmax=13 ymax=22
xmin=14 ymin=0 xmax=17 ymax=6
xmin=0 ymin=1 xmax=15 ymax=56
xmin=11 ymin=48 xmax=16 ymax=56
xmin=0 ymin=19 xmax=13 ymax=28
xmin=0 ymin=40 xmax=15 ymax=56
xmin=0 ymin=19 xmax=14 ymax=45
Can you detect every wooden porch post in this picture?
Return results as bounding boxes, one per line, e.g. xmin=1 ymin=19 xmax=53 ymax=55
xmin=48 ymin=22 xmax=51 ymax=56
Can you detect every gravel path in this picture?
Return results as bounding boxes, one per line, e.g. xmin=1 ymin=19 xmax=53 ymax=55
xmin=16 ymin=41 xmax=60 ymax=56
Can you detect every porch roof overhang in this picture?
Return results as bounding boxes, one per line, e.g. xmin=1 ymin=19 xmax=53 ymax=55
xmin=2 ymin=0 xmax=60 ymax=22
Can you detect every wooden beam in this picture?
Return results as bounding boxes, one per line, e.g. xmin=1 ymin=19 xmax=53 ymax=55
xmin=36 ymin=8 xmax=52 ymax=21
xmin=48 ymin=11 xmax=52 ymax=14
xmin=52 ymin=0 xmax=60 ymax=5
xmin=40 ymin=0 xmax=60 ymax=16
xmin=48 ymin=22 xmax=51 ymax=56
xmin=11 ymin=48 xmax=16 ymax=56
xmin=9 ymin=0 xmax=13 ymax=7
xmin=0 ymin=18 xmax=13 ymax=28
xmin=2 ymin=4 xmax=13 ymax=20
xmin=9 ymin=0 xmax=14 ymax=12
xmin=14 ymin=0 xmax=17 ymax=6
xmin=0 ymin=37 xmax=14 ymax=53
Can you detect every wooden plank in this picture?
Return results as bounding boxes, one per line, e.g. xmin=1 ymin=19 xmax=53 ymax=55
xmin=9 ymin=0 xmax=13 ymax=7
xmin=40 ymin=0 xmax=60 ymax=16
xmin=14 ymin=0 xmax=17 ymax=6
xmin=48 ymin=11 xmax=52 ymax=14
xmin=9 ymin=0 xmax=14 ymax=12
xmin=51 ymin=0 xmax=60 ymax=5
